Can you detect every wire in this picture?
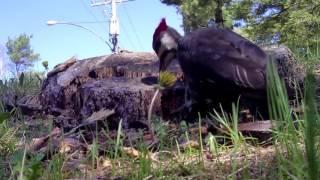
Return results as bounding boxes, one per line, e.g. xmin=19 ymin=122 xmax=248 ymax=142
xmin=79 ymin=0 xmax=107 ymax=33
xmin=121 ymin=3 xmax=145 ymax=50
xmin=119 ymin=19 xmax=138 ymax=50
xmin=68 ymin=20 xmax=109 ymax=24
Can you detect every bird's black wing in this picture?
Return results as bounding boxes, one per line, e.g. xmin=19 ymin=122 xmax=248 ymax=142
xmin=178 ymin=27 xmax=267 ymax=90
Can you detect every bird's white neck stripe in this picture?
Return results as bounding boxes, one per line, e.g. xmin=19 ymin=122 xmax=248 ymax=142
xmin=161 ymin=32 xmax=178 ymax=50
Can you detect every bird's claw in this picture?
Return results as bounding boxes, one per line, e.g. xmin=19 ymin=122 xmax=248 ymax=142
xmin=170 ymin=99 xmax=194 ymax=114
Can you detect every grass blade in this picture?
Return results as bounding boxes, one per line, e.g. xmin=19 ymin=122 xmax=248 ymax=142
xmin=304 ymin=72 xmax=319 ymax=180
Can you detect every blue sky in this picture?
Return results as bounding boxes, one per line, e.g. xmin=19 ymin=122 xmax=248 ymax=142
xmin=0 ymin=0 xmax=183 ymax=73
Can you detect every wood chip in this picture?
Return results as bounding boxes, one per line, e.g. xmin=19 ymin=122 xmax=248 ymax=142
xmin=238 ymin=121 xmax=273 ymax=132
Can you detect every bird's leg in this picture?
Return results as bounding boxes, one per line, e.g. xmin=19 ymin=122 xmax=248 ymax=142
xmin=184 ymin=86 xmax=194 ymax=111
xmin=170 ymin=85 xmax=194 ymax=114
xmin=239 ymin=108 xmax=253 ymax=122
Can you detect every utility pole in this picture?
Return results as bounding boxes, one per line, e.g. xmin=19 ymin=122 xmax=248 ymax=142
xmin=91 ymin=0 xmax=134 ymax=54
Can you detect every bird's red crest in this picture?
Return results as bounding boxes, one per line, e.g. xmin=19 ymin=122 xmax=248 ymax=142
xmin=153 ymin=18 xmax=168 ymax=41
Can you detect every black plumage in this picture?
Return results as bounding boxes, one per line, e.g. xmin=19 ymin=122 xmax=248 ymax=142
xmin=178 ymin=27 xmax=268 ymax=118
xmin=153 ymin=19 xmax=268 ymax=119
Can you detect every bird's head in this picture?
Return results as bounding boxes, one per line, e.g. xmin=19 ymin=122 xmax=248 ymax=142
xmin=152 ymin=18 xmax=181 ymax=72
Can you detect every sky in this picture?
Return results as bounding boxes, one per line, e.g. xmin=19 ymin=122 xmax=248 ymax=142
xmin=0 ymin=0 xmax=183 ymax=75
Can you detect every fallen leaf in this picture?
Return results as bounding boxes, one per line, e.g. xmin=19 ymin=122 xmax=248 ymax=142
xmin=102 ymin=158 xmax=112 ymax=168
xmin=189 ymin=126 xmax=208 ymax=135
xmin=29 ymin=127 xmax=61 ymax=152
xmin=122 ymin=147 xmax=140 ymax=158
xmin=180 ymin=140 xmax=199 ymax=149
xmin=29 ymin=137 xmax=47 ymax=152
xmin=59 ymin=138 xmax=81 ymax=153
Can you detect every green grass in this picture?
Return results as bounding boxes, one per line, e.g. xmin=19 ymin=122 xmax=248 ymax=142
xmin=0 ymin=72 xmax=43 ymax=97
xmin=304 ymin=72 xmax=319 ymax=180
xmin=267 ymin=53 xmax=320 ymax=179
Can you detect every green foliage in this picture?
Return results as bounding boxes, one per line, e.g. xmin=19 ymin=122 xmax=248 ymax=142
xmin=180 ymin=0 xmax=218 ymax=32
xmin=161 ymin=0 xmax=233 ymax=32
xmin=160 ymin=0 xmax=320 ymax=50
xmin=231 ymin=0 xmax=320 ymax=47
xmin=0 ymin=112 xmax=10 ymax=124
xmin=24 ymin=153 xmax=45 ymax=180
xmin=160 ymin=0 xmax=182 ymax=5
xmin=6 ymin=34 xmax=40 ymax=76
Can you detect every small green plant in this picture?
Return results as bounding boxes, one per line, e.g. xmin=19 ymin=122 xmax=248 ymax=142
xmin=24 ymin=153 xmax=44 ymax=180
xmin=209 ymin=102 xmax=250 ymax=179
xmin=0 ymin=112 xmax=18 ymax=156
xmin=89 ymin=138 xmax=99 ymax=169
xmin=45 ymin=153 xmax=65 ymax=180
xmin=210 ymin=103 xmax=245 ymax=148
xmin=0 ymin=112 xmax=10 ymax=124
xmin=148 ymin=71 xmax=177 ymax=137
xmin=42 ymin=61 xmax=49 ymax=71
xmin=137 ymin=148 xmax=152 ymax=179
xmin=114 ymin=119 xmax=123 ymax=158
xmin=152 ymin=118 xmax=169 ymax=149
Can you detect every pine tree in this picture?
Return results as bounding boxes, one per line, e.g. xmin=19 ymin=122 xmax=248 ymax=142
xmin=6 ymin=34 xmax=39 ymax=77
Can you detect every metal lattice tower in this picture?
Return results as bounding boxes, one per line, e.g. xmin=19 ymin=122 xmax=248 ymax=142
xmin=91 ymin=0 xmax=134 ymax=53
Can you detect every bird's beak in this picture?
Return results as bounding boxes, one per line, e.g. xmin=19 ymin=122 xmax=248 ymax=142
xmin=159 ymin=52 xmax=176 ymax=72
xmin=159 ymin=59 xmax=168 ymax=72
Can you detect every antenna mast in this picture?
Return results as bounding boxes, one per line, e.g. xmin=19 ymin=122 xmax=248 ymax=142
xmin=91 ymin=0 xmax=134 ymax=54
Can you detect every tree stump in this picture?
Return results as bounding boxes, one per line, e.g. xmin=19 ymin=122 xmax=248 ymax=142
xmin=80 ymin=77 xmax=160 ymax=129
xmin=40 ymin=52 xmax=184 ymax=129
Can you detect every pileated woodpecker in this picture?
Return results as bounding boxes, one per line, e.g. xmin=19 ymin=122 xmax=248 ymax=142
xmin=153 ymin=18 xmax=268 ymax=119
